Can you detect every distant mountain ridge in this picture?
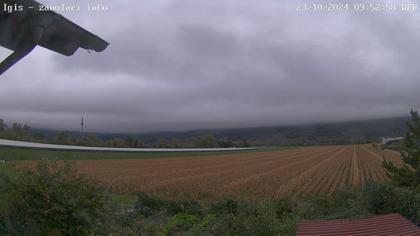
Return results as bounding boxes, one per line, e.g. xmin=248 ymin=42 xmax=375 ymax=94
xmin=32 ymin=116 xmax=409 ymax=146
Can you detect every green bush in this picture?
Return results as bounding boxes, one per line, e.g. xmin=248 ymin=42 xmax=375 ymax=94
xmin=278 ymin=214 xmax=298 ymax=235
xmin=299 ymin=195 xmax=333 ymax=219
xmin=184 ymin=214 xmax=217 ymax=235
xmin=165 ymin=200 xmax=203 ymax=216
xmin=299 ymin=189 xmax=369 ymax=220
xmin=0 ymin=161 xmax=112 ymax=236
xmin=134 ymin=193 xmax=203 ymax=218
xmin=329 ymin=189 xmax=369 ymax=219
xmin=209 ymin=198 xmax=238 ymax=216
xmin=364 ymin=181 xmax=420 ymax=225
xmin=161 ymin=213 xmax=199 ymax=236
xmin=135 ymin=192 xmax=167 ymax=217
xmin=273 ymin=198 xmax=296 ymax=218
xmin=207 ymin=202 xmax=282 ymax=236
xmin=393 ymin=187 xmax=420 ymax=225
xmin=364 ymin=181 xmax=398 ymax=214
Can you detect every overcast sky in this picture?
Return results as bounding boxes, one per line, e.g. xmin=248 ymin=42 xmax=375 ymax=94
xmin=0 ymin=0 xmax=419 ymax=133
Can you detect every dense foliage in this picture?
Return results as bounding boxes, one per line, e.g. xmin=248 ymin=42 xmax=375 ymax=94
xmin=384 ymin=110 xmax=420 ymax=189
xmin=1 ymin=161 xmax=420 ymax=235
xmin=0 ymin=162 xmax=114 ymax=236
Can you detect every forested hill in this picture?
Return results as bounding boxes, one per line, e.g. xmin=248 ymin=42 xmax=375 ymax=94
xmin=30 ymin=116 xmax=408 ymax=147
xmin=131 ymin=116 xmax=408 ymax=146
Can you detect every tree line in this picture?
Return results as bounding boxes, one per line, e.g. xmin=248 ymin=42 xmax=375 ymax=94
xmin=0 ymin=119 xmax=249 ymax=148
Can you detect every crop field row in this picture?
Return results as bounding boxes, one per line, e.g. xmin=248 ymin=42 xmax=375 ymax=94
xmin=11 ymin=145 xmax=404 ymax=199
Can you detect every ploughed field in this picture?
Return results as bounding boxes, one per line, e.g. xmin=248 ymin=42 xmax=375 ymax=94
xmin=12 ymin=145 xmax=403 ymax=199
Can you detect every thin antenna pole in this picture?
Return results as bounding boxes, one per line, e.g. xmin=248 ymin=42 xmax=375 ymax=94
xmin=81 ymin=116 xmax=84 ymax=138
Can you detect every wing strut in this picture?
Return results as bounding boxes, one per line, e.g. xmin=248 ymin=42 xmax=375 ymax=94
xmin=0 ymin=27 xmax=44 ymax=76
xmin=0 ymin=44 xmax=36 ymax=75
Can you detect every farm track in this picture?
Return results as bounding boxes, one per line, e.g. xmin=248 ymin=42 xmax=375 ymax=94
xmin=351 ymin=145 xmax=360 ymax=188
xmin=12 ymin=145 xmax=405 ymax=199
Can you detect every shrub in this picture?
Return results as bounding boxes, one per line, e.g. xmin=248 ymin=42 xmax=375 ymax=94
xmin=134 ymin=193 xmax=202 ymax=217
xmin=299 ymin=195 xmax=333 ymax=219
xmin=161 ymin=213 xmax=199 ymax=236
xmin=299 ymin=189 xmax=369 ymax=220
xmin=165 ymin=200 xmax=203 ymax=216
xmin=0 ymin=161 xmax=112 ymax=236
xmin=274 ymin=198 xmax=296 ymax=218
xmin=364 ymin=181 xmax=398 ymax=214
xmin=363 ymin=181 xmax=420 ymax=225
xmin=278 ymin=214 xmax=298 ymax=235
xmin=208 ymin=202 xmax=282 ymax=236
xmin=393 ymin=188 xmax=420 ymax=225
xmin=330 ymin=188 xmax=369 ymax=218
xmin=135 ymin=193 xmax=167 ymax=217
xmin=209 ymin=198 xmax=239 ymax=216
xmin=184 ymin=214 xmax=217 ymax=235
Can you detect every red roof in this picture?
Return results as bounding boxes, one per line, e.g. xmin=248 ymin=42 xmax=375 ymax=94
xmin=297 ymin=213 xmax=420 ymax=236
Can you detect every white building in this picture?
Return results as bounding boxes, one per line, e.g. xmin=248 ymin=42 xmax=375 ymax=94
xmin=382 ymin=137 xmax=404 ymax=145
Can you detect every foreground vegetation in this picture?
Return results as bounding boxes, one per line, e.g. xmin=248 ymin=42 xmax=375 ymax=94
xmin=0 ymin=161 xmax=419 ymax=236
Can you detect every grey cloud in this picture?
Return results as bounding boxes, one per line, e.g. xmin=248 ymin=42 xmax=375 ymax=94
xmin=0 ymin=0 xmax=419 ymax=133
